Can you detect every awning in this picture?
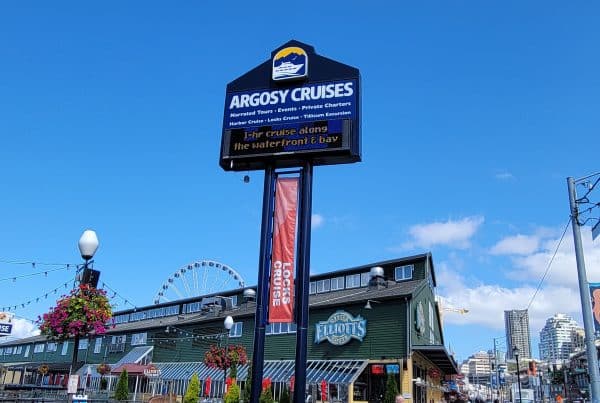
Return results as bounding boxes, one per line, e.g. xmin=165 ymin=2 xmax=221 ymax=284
xmin=2 ymin=362 xmax=71 ymax=372
xmin=76 ymin=345 xmax=154 ymax=377
xmin=412 ymin=345 xmax=459 ymax=375
xmin=153 ymin=359 xmax=368 ymax=385
xmin=112 ymin=363 xmax=152 ymax=376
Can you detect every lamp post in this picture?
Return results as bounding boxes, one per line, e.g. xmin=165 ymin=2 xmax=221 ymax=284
xmin=223 ymin=315 xmax=234 ymax=397
xmin=513 ymin=346 xmax=522 ymax=403
xmin=69 ymin=229 xmax=99 ymax=376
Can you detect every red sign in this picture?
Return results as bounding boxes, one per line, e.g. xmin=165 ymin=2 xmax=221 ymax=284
xmin=290 ymin=375 xmax=295 ymax=392
xmin=321 ymin=380 xmax=328 ymax=401
xmin=268 ymin=177 xmax=298 ymax=323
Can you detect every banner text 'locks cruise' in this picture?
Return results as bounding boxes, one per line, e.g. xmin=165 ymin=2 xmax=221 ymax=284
xmin=268 ymin=177 xmax=298 ymax=323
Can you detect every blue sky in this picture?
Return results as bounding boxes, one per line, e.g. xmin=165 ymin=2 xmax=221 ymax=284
xmin=1 ymin=2 xmax=599 ymax=364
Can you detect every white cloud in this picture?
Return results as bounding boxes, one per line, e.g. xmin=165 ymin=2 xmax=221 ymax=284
xmin=402 ymin=216 xmax=484 ymax=250
xmin=490 ymin=234 xmax=540 ymax=255
xmin=495 ymin=171 xmax=514 ymax=180
xmin=0 ymin=318 xmax=39 ymax=343
xmin=437 ymin=228 xmax=600 ymax=333
xmin=312 ymin=214 xmax=324 ymax=229
xmin=436 ymin=263 xmax=581 ymax=332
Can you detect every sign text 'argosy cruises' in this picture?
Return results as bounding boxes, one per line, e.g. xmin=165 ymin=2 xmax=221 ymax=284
xmin=220 ymin=40 xmax=361 ymax=171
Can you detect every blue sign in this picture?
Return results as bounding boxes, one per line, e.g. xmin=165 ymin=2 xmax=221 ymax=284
xmin=224 ymin=79 xmax=357 ymax=129
xmin=220 ymin=40 xmax=361 ymax=171
xmin=315 ymin=310 xmax=366 ymax=346
xmin=0 ymin=323 xmax=12 ymax=335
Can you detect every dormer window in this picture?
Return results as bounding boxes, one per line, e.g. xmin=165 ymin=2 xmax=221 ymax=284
xmin=394 ymin=264 xmax=413 ymax=281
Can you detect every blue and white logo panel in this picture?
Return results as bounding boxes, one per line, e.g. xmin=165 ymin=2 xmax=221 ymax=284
xmin=314 ymin=310 xmax=366 ymax=346
xmin=272 ymin=46 xmax=308 ymax=81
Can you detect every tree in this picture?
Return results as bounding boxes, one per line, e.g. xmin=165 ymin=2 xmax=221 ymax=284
xmin=184 ymin=373 xmax=200 ymax=403
xmin=259 ymin=378 xmax=274 ymax=403
xmin=225 ymin=382 xmax=241 ymax=403
xmin=279 ymin=386 xmax=291 ymax=403
xmin=114 ymin=369 xmax=129 ymax=401
xmin=244 ymin=364 xmax=252 ymax=401
xmin=37 ymin=284 xmax=113 ymax=339
xmin=384 ymin=373 xmax=400 ymax=403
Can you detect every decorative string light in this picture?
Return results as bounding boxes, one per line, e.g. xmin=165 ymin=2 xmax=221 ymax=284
xmin=1 ymin=277 xmax=76 ymax=312
xmin=0 ymin=264 xmax=74 ymax=282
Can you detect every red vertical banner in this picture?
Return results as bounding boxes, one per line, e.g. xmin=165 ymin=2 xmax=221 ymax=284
xmin=268 ymin=177 xmax=298 ymax=323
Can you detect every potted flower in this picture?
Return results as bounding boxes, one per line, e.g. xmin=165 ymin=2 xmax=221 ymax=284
xmin=97 ymin=363 xmax=111 ymax=390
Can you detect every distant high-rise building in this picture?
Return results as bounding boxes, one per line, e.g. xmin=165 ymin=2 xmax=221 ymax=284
xmin=461 ymin=350 xmax=494 ymax=385
xmin=571 ymin=327 xmax=585 ymax=352
xmin=539 ymin=313 xmax=582 ymax=362
xmin=505 ymin=309 xmax=531 ymax=359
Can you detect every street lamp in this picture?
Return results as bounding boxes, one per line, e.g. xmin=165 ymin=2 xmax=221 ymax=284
xmin=513 ymin=346 xmax=523 ymax=403
xmin=70 ymin=230 xmax=99 ymax=374
xmin=223 ymin=315 xmax=234 ymax=396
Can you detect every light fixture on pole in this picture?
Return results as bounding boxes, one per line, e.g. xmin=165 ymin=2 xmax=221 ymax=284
xmin=223 ymin=315 xmax=234 ymax=396
xmin=78 ymin=229 xmax=100 ymax=288
xmin=71 ymin=229 xmax=98 ymax=373
xmin=364 ymin=300 xmax=381 ymax=310
xmin=513 ymin=346 xmax=522 ymax=403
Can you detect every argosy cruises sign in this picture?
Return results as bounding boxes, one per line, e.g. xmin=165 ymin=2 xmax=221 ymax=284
xmin=220 ymin=40 xmax=361 ymax=172
xmin=314 ymin=311 xmax=366 ymax=346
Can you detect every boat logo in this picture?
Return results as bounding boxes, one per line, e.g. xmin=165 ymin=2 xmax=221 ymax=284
xmin=272 ymin=46 xmax=308 ymax=81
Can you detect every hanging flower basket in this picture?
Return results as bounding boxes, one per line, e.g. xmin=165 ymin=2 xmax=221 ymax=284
xmin=38 ymin=364 xmax=49 ymax=375
xmin=204 ymin=344 xmax=248 ymax=372
xmin=97 ymin=363 xmax=111 ymax=376
xmin=37 ymin=284 xmax=113 ymax=339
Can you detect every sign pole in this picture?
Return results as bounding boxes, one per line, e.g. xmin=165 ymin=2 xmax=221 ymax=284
xmin=293 ymin=161 xmax=313 ymax=403
xmin=567 ymin=177 xmax=600 ymax=403
xmin=250 ymin=165 xmax=276 ymax=403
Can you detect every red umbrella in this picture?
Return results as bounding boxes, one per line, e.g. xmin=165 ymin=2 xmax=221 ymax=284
xmin=204 ymin=376 xmax=212 ymax=396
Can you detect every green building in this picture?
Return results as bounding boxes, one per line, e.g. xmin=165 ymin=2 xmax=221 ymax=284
xmin=0 ymin=253 xmax=458 ymax=402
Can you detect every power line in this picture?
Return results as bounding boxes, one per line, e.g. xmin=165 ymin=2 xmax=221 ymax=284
xmin=526 ymin=218 xmax=571 ymax=310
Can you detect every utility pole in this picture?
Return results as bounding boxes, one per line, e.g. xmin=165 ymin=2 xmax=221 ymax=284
xmin=567 ymin=175 xmax=600 ymax=403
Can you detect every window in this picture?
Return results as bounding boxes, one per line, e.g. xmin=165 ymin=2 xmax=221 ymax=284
xmin=428 ymin=301 xmax=435 ymax=344
xmin=266 ymin=322 xmax=297 ymax=335
xmin=94 ymin=338 xmax=103 ymax=354
xmin=185 ymin=301 xmax=203 ymax=314
xmin=112 ymin=335 xmax=126 ymax=344
xmin=316 ymin=279 xmax=330 ymax=293
xmin=331 ymin=276 xmax=344 ymax=291
xmin=346 ymin=274 xmax=361 ymax=289
xmin=79 ymin=338 xmax=89 ymax=350
xmin=113 ymin=314 xmax=129 ymax=324
xmin=229 ymin=322 xmax=243 ymax=338
xmin=131 ymin=332 xmax=148 ymax=346
xmin=395 ymin=265 xmax=413 ymax=281
xmin=47 ymin=342 xmax=58 ymax=352
xmin=34 ymin=343 xmax=45 ymax=353
xmin=361 ymin=272 xmax=370 ymax=287
xmin=61 ymin=342 xmax=68 ymax=356
xmin=309 ymin=282 xmax=317 ymax=295
xmin=24 ymin=345 xmax=30 ymax=357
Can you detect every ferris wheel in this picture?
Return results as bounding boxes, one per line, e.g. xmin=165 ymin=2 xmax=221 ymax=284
xmin=153 ymin=260 xmax=246 ymax=304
